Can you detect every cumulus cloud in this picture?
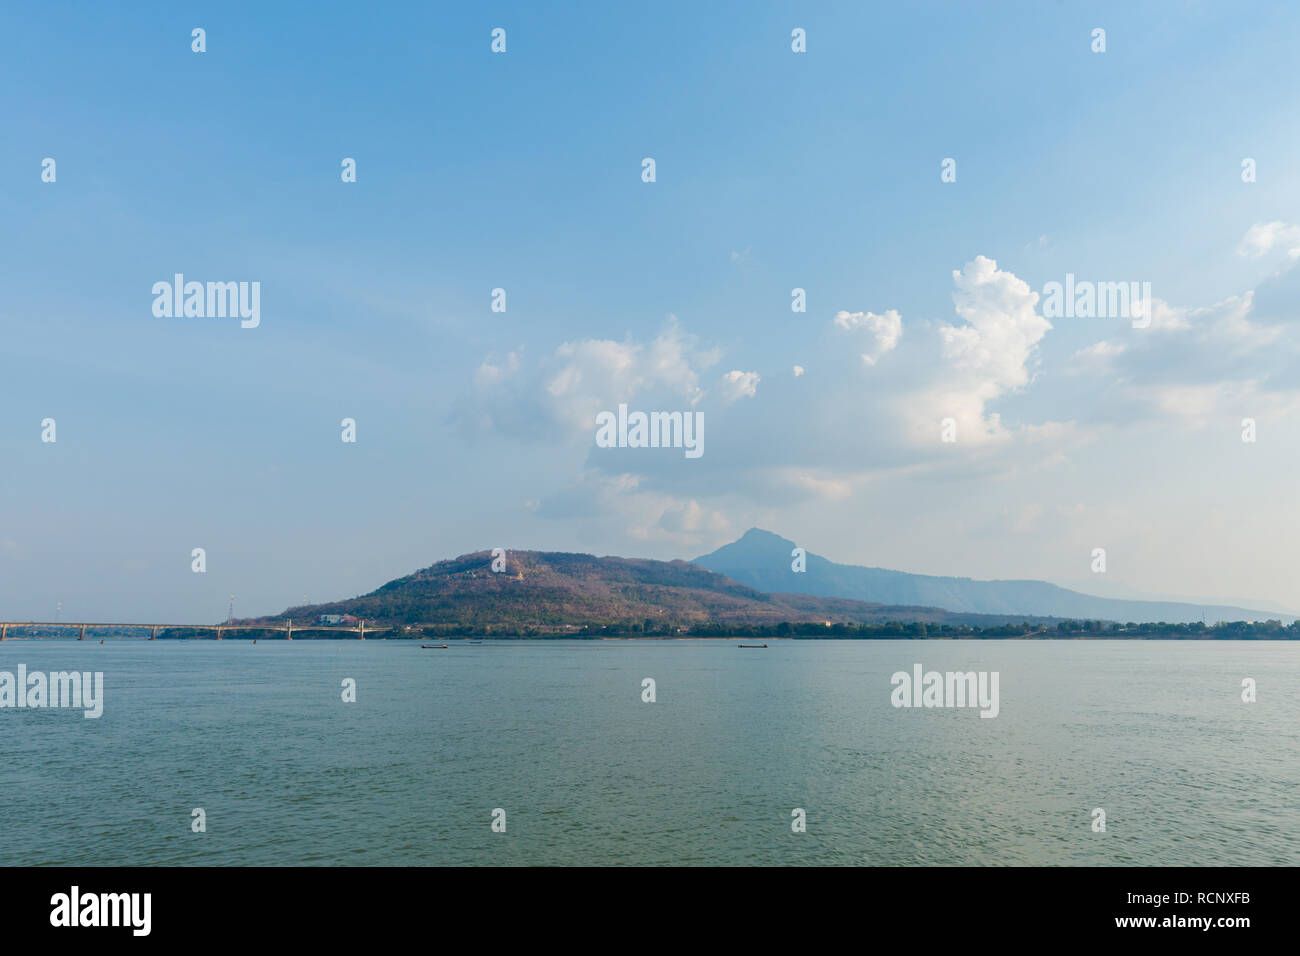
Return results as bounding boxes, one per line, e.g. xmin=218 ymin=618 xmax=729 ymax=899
xmin=718 ymin=369 xmax=760 ymax=403
xmin=833 ymin=309 xmax=902 ymax=365
xmin=944 ymin=255 xmax=1051 ymax=392
xmin=456 ymin=243 xmax=1300 ymax=542
xmin=452 ymin=319 xmax=719 ymax=442
xmin=900 ymin=256 xmax=1052 ymax=446
xmin=1055 ymin=255 xmax=1300 ymax=428
xmin=575 ymin=257 xmax=1067 ymax=504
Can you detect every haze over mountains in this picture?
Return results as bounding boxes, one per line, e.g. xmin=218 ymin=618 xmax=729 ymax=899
xmin=694 ymin=530 xmax=1293 ymax=625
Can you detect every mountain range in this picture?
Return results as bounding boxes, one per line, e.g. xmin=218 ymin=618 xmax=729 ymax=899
xmin=693 ymin=529 xmax=1293 ymax=625
xmin=256 ymin=548 xmax=1061 ymax=631
xmin=240 ymin=528 xmax=1293 ymax=633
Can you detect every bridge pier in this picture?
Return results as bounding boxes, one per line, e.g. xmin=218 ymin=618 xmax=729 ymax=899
xmin=1 ymin=623 xmax=6 ymax=641
xmin=78 ymin=624 xmax=86 ymax=641
xmin=216 ymin=627 xmax=223 ymax=640
xmin=150 ymin=626 xmax=157 ymax=640
xmin=359 ymin=621 xmax=365 ymax=640
xmin=285 ymin=621 xmax=293 ymax=641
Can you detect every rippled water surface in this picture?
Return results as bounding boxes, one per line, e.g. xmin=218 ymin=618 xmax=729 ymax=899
xmin=1 ymin=639 xmax=1296 ymax=865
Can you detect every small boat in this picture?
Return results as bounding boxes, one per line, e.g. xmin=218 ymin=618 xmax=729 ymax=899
xmin=738 ymin=643 xmax=767 ymax=649
xmin=421 ymin=644 xmax=449 ymax=649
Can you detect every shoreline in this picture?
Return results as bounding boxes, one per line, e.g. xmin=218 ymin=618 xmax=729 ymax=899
xmin=1 ymin=633 xmax=1297 ymax=643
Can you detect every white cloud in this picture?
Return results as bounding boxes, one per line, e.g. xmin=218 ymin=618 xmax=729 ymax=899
xmin=453 ymin=319 xmax=719 ymax=441
xmin=458 ymin=245 xmax=1300 ymax=541
xmin=943 ymin=255 xmax=1050 ymax=392
xmin=901 ymin=256 xmax=1052 ymax=446
xmin=718 ymin=369 xmax=760 ymax=404
xmin=833 ymin=309 xmax=902 ymax=365
xmin=1237 ymin=221 xmax=1300 ymax=258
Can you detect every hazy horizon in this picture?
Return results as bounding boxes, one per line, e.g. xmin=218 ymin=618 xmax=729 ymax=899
xmin=4 ymin=527 xmax=1295 ymax=625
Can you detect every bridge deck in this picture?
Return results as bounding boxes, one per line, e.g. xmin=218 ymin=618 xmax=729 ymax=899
xmin=0 ymin=621 xmax=397 ymax=639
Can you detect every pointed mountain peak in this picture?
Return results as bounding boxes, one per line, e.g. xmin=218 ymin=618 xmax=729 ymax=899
xmin=695 ymin=528 xmax=799 ymax=564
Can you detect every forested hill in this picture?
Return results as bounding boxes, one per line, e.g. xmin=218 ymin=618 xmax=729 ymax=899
xmin=253 ymin=549 xmax=1061 ymax=631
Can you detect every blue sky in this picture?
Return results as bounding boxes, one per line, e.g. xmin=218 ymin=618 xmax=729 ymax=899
xmin=2 ymin=1 xmax=1299 ymax=620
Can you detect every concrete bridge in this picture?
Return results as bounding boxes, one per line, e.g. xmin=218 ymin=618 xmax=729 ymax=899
xmin=0 ymin=621 xmax=398 ymax=640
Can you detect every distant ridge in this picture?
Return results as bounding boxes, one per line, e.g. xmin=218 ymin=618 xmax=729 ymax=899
xmin=693 ymin=529 xmax=1293 ymax=625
